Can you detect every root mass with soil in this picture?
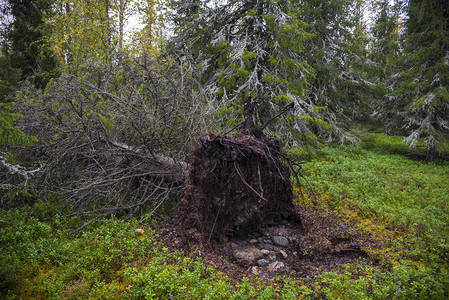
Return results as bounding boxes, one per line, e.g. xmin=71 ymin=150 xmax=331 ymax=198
xmin=183 ymin=114 xmax=300 ymax=244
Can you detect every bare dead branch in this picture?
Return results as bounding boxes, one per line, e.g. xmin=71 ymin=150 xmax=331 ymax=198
xmin=234 ymin=162 xmax=268 ymax=202
xmin=7 ymin=55 xmax=215 ymax=221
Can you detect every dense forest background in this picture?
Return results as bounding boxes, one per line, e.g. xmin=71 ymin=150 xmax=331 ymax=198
xmin=1 ymin=0 xmax=449 ymax=298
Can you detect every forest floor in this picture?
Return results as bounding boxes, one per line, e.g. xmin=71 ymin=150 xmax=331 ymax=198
xmin=157 ymin=201 xmax=375 ymax=281
xmin=1 ymin=133 xmax=448 ymax=299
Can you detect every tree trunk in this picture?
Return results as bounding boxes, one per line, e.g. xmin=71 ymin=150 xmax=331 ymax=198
xmin=119 ymin=0 xmax=124 ymax=50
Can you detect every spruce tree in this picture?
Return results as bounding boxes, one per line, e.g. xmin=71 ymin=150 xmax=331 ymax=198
xmin=293 ymin=0 xmax=370 ymax=133
xmin=369 ymin=0 xmax=402 ymax=124
xmin=370 ymin=0 xmax=402 ymax=82
xmin=1 ymin=0 xmax=58 ymax=90
xmin=0 ymin=55 xmax=20 ymax=102
xmin=170 ymin=0 xmax=340 ymax=145
xmin=391 ymin=0 xmax=449 ymax=160
xmin=0 ymin=0 xmax=52 ymax=147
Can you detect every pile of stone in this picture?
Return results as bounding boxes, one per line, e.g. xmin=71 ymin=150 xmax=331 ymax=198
xmin=228 ymin=233 xmax=293 ymax=273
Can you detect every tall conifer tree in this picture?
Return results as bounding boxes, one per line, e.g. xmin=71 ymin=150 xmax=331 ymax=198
xmin=368 ymin=0 xmax=403 ymax=124
xmin=0 ymin=0 xmax=51 ymax=147
xmin=1 ymin=0 xmax=58 ymax=89
xmin=170 ymin=0 xmax=343 ymax=145
xmin=293 ymin=0 xmax=370 ymax=133
xmin=391 ymin=0 xmax=449 ymax=160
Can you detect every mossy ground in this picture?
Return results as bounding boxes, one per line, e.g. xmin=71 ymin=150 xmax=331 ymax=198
xmin=1 ymin=133 xmax=448 ymax=299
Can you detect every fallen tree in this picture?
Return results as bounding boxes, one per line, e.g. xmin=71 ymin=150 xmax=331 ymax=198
xmin=3 ymin=59 xmax=212 ymax=222
xmin=4 ymin=58 xmax=303 ymax=239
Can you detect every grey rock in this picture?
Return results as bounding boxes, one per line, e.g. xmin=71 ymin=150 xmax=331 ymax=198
xmin=261 ymin=249 xmax=270 ymax=255
xmin=263 ymin=243 xmax=276 ymax=251
xmin=268 ymin=261 xmax=285 ymax=272
xmin=250 ymin=248 xmax=264 ymax=259
xmin=232 ymin=248 xmax=264 ymax=266
xmin=233 ymin=250 xmax=253 ymax=265
xmin=257 ymin=259 xmax=270 ymax=267
xmin=272 ymin=236 xmax=289 ymax=247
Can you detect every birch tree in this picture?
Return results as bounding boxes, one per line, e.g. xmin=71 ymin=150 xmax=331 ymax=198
xmin=127 ymin=0 xmax=165 ymax=57
xmin=49 ymin=0 xmax=116 ymax=71
xmin=48 ymin=0 xmax=165 ymax=71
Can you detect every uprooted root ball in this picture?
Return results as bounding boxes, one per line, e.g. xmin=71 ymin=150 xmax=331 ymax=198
xmin=182 ymin=131 xmax=299 ymax=244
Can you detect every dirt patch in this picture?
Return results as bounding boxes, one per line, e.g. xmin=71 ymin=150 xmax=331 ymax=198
xmin=156 ymin=203 xmax=379 ymax=281
xmin=214 ymin=208 xmax=369 ymax=279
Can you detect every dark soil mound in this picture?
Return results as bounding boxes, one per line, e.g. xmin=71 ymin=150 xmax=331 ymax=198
xmin=182 ymin=129 xmax=299 ymax=244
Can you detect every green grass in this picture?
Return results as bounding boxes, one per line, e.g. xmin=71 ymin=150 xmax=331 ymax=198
xmin=293 ymin=132 xmax=449 ymax=298
xmin=1 ymin=133 xmax=448 ymax=299
xmin=361 ymin=132 xmax=449 ymax=159
xmin=301 ymin=142 xmax=449 ymax=249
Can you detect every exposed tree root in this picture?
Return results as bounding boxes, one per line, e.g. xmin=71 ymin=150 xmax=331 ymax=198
xmin=182 ymin=126 xmax=300 ymax=244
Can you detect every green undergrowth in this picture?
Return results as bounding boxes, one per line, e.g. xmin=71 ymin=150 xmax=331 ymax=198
xmin=0 ymin=206 xmax=311 ymax=299
xmin=361 ymin=132 xmax=449 ymax=159
xmin=297 ymin=133 xmax=449 ymax=250
xmin=1 ymin=133 xmax=448 ymax=299
xmin=292 ymin=132 xmax=449 ymax=299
